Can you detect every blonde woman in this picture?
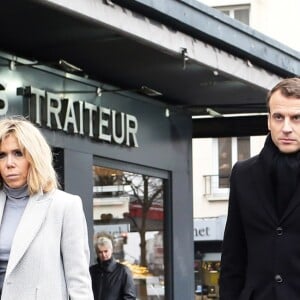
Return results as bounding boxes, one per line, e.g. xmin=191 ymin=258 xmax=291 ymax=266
xmin=0 ymin=116 xmax=93 ymax=300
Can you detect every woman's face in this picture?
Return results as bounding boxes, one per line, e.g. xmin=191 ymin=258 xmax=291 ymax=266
xmin=0 ymin=134 xmax=30 ymax=188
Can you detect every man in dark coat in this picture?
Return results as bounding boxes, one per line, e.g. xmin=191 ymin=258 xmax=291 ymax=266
xmin=220 ymin=77 xmax=300 ymax=300
xmin=90 ymin=236 xmax=136 ymax=300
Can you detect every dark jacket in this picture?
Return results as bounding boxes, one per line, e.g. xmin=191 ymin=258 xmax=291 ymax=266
xmin=220 ymin=147 xmax=300 ymax=300
xmin=90 ymin=258 xmax=136 ymax=300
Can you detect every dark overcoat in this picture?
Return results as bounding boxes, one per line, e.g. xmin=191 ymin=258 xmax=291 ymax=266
xmin=220 ymin=154 xmax=300 ymax=300
xmin=90 ymin=257 xmax=136 ymax=300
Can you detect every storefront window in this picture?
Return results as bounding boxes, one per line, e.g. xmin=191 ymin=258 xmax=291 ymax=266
xmin=92 ymin=166 xmax=165 ymax=299
xmin=217 ymin=137 xmax=250 ymax=189
xmin=218 ymin=138 xmax=232 ymax=189
xmin=195 ymin=257 xmax=221 ymax=300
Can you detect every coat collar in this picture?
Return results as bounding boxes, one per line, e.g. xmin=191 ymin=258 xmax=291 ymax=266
xmin=251 ymin=159 xmax=278 ymax=223
xmin=252 ymin=153 xmax=300 ymax=224
xmin=0 ymin=189 xmax=53 ymax=277
xmin=97 ymin=257 xmax=118 ymax=273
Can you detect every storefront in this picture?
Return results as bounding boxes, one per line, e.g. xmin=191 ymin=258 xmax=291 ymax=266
xmin=0 ymin=1 xmax=298 ymax=299
xmin=194 ymin=216 xmax=226 ymax=299
xmin=0 ymin=52 xmax=193 ymax=300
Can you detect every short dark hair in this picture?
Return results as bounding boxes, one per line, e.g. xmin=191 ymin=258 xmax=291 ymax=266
xmin=266 ymin=77 xmax=300 ymax=111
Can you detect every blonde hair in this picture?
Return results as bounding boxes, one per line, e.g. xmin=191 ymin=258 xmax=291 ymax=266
xmin=0 ymin=116 xmax=58 ymax=195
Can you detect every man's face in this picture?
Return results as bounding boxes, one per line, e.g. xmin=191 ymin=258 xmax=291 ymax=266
xmin=97 ymin=245 xmax=113 ymax=261
xmin=268 ymin=90 xmax=300 ymax=153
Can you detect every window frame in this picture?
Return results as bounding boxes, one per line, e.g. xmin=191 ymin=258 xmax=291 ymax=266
xmin=216 ymin=4 xmax=250 ymax=25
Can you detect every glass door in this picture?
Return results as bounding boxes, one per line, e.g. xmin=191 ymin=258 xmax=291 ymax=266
xmin=92 ymin=164 xmax=166 ymax=300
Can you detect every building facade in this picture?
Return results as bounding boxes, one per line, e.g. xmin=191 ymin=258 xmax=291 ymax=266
xmin=0 ymin=1 xmax=299 ymax=299
xmin=0 ymin=53 xmax=192 ymax=299
xmin=198 ymin=0 xmax=300 ymax=52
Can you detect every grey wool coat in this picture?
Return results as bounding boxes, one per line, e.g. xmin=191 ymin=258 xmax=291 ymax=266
xmin=0 ymin=189 xmax=94 ymax=300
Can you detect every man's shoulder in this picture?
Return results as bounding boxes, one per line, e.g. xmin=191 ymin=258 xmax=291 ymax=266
xmin=116 ymin=261 xmax=127 ymax=269
xmin=232 ymin=155 xmax=260 ymax=176
xmin=235 ymin=154 xmax=259 ymax=169
xmin=116 ymin=262 xmax=132 ymax=273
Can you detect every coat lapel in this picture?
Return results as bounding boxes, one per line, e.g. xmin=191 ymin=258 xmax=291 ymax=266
xmin=280 ymin=183 xmax=300 ymax=222
xmin=5 ymin=191 xmax=52 ymax=277
xmin=0 ymin=192 xmax=5 ymax=222
xmin=251 ymin=160 xmax=278 ymax=224
xmin=252 ymin=156 xmax=300 ymax=224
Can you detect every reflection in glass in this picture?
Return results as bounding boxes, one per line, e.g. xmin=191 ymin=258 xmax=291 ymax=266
xmin=93 ymin=166 xmax=165 ymax=299
xmin=217 ymin=137 xmax=250 ymax=188
xmin=218 ymin=138 xmax=232 ymax=188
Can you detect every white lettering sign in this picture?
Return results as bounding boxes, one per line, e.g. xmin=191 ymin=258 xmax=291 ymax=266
xmin=19 ymin=86 xmax=139 ymax=147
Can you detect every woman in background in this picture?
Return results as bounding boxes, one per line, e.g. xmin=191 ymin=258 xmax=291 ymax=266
xmin=0 ymin=116 xmax=93 ymax=300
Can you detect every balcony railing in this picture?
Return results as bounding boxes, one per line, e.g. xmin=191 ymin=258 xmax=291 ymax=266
xmin=203 ymin=175 xmax=230 ymax=201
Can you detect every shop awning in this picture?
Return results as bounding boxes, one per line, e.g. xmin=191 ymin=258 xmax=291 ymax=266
xmin=0 ymin=0 xmax=298 ymax=136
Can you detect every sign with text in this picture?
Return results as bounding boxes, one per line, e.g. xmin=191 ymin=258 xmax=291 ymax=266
xmin=193 ymin=216 xmax=226 ymax=241
xmin=18 ymin=86 xmax=139 ymax=147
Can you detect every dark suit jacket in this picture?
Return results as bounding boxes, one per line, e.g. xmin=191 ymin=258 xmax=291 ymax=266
xmin=220 ymin=154 xmax=300 ymax=300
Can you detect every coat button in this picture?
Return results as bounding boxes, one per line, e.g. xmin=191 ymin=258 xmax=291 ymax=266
xmin=275 ymin=274 xmax=283 ymax=283
xmin=276 ymin=227 xmax=283 ymax=236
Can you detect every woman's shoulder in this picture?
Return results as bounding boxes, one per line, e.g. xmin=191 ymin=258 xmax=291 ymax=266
xmin=45 ymin=189 xmax=84 ymax=220
xmin=47 ymin=189 xmax=82 ymax=206
xmin=50 ymin=188 xmax=80 ymax=198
